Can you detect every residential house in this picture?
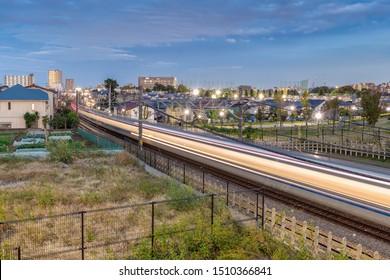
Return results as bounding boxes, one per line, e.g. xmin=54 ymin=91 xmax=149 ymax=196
xmin=0 ymin=84 xmax=50 ymax=129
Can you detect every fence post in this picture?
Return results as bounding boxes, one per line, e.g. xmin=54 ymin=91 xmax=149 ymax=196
xmin=211 ymin=194 xmax=215 ymax=227
xmin=226 ymin=181 xmax=229 ymax=206
xmin=202 ymin=170 xmax=205 ymax=193
xmin=302 ymin=221 xmax=308 ymax=245
xmin=151 ymin=202 xmax=155 ymax=257
xmin=167 ymin=158 xmax=170 ymax=176
xmin=281 ymin=213 xmax=286 ymax=240
xmin=262 ymin=188 xmax=266 ymax=230
xmin=271 ymin=208 xmax=276 ymax=233
xmin=255 ymin=192 xmax=259 ymax=229
xmin=17 ymin=246 xmax=21 ymax=260
xmin=326 ymin=231 xmax=332 ymax=255
xmin=81 ymin=211 xmax=85 ymax=260
xmin=313 ymin=226 xmax=319 ymax=255
xmin=341 ymin=237 xmax=347 ymax=256
xmin=356 ymin=244 xmax=362 ymax=260
xmin=183 ymin=164 xmax=186 ymax=184
xmin=291 ymin=217 xmax=296 ymax=246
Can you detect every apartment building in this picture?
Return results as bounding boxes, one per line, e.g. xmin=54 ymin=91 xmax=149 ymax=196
xmin=4 ymin=74 xmax=34 ymax=87
xmin=138 ymin=76 xmax=178 ymax=90
xmin=48 ymin=69 xmax=63 ymax=89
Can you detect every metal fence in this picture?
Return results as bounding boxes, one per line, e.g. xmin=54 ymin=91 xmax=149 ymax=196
xmin=0 ymin=189 xmax=263 ymax=260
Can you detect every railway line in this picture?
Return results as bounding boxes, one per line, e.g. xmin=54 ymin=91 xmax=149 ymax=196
xmin=78 ymin=109 xmax=390 ymax=245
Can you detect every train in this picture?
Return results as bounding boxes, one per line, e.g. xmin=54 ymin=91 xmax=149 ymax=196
xmin=78 ymin=107 xmax=390 ymax=228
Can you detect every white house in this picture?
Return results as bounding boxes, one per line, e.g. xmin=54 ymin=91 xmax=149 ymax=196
xmin=0 ymin=84 xmax=50 ymax=129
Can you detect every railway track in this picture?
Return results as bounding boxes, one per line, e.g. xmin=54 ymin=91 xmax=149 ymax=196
xmin=79 ymin=116 xmax=390 ymax=245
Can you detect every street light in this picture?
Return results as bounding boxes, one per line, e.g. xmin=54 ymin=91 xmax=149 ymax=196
xmin=259 ymin=93 xmax=264 ymax=100
xmin=219 ymin=110 xmax=225 ymax=127
xmin=193 ymin=89 xmax=199 ymax=96
xmin=351 ymin=105 xmax=357 ymax=124
xmin=315 ymin=112 xmax=322 ymax=138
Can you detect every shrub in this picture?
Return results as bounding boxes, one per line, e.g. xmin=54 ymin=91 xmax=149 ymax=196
xmin=0 ymin=137 xmax=12 ymax=145
xmin=0 ymin=144 xmax=8 ymax=153
xmin=46 ymin=140 xmax=79 ymax=164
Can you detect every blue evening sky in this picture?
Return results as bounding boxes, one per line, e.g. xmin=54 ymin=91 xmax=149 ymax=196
xmin=0 ymin=0 xmax=389 ymax=89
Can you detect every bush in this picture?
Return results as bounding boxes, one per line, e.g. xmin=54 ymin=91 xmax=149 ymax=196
xmin=46 ymin=140 xmax=80 ymax=164
xmin=0 ymin=137 xmax=12 ymax=145
xmin=0 ymin=144 xmax=8 ymax=153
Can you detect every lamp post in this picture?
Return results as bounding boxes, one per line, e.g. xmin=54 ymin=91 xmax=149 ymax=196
xmin=219 ymin=110 xmax=225 ymax=127
xmin=193 ymin=89 xmax=199 ymax=97
xmin=184 ymin=109 xmax=190 ymax=130
xmin=315 ymin=112 xmax=322 ymax=139
xmin=350 ymin=105 xmax=357 ymax=126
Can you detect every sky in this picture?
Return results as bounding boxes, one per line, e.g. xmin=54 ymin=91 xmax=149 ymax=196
xmin=1 ymin=0 xmax=390 ymax=89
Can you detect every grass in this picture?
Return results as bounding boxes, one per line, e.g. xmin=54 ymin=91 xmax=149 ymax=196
xmin=0 ymin=151 xmax=351 ymax=260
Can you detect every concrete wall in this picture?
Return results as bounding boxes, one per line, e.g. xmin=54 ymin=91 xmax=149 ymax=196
xmin=0 ymin=100 xmax=48 ymax=129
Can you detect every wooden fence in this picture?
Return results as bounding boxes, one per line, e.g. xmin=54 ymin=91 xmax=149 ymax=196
xmin=255 ymin=139 xmax=390 ymax=160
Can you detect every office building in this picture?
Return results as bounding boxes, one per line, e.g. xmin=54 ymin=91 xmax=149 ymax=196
xmin=65 ymin=79 xmax=75 ymax=92
xmin=48 ymin=70 xmax=63 ymax=89
xmin=138 ymin=76 xmax=178 ymax=90
xmin=4 ymin=74 xmax=34 ymax=87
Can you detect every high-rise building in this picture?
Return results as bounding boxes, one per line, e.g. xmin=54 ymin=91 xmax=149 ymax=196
xmin=48 ymin=70 xmax=63 ymax=90
xmin=65 ymin=79 xmax=74 ymax=92
xmin=4 ymin=74 xmax=34 ymax=87
xmin=138 ymin=76 xmax=178 ymax=90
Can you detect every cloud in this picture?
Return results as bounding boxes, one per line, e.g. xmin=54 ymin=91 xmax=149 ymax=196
xmin=189 ymin=66 xmax=243 ymax=72
xmin=226 ymin=38 xmax=236 ymax=44
xmin=27 ymin=45 xmax=139 ymax=61
xmin=147 ymin=61 xmax=179 ymax=67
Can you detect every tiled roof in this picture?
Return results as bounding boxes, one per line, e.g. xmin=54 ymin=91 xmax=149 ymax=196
xmin=0 ymin=84 xmax=48 ymax=101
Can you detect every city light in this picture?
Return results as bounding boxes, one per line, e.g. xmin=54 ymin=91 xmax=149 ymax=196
xmin=259 ymin=93 xmax=264 ymax=100
xmin=216 ymin=89 xmax=221 ymax=96
xmin=193 ymin=89 xmax=199 ymax=96
xmin=184 ymin=109 xmax=190 ymax=115
xmin=315 ymin=112 xmax=322 ymax=120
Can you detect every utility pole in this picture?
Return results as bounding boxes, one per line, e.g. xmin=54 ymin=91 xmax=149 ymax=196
xmin=75 ymin=90 xmax=79 ymax=115
xmin=108 ymin=84 xmax=111 ymax=115
xmin=138 ymin=90 xmax=143 ymax=149
xmin=238 ymin=90 xmax=243 ymax=141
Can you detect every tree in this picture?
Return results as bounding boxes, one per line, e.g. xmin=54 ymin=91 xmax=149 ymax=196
xmin=104 ymin=78 xmax=119 ymax=106
xmin=300 ymin=91 xmax=311 ymax=125
xmin=48 ymin=107 xmax=79 ymax=129
xmin=361 ymin=89 xmax=382 ymax=125
xmin=323 ymin=97 xmax=341 ymax=134
xmin=24 ymin=111 xmax=40 ymax=128
xmin=166 ymin=85 xmax=176 ymax=93
xmin=273 ymin=90 xmax=286 ymax=127
xmin=153 ymin=83 xmax=167 ymax=92
xmin=177 ymin=84 xmax=189 ymax=93
xmin=255 ymin=106 xmax=266 ymax=129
